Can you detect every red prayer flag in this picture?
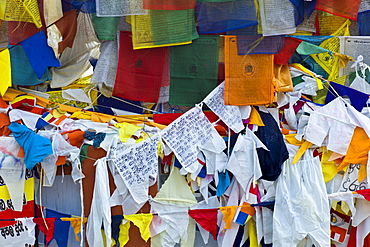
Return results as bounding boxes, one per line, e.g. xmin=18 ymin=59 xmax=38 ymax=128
xmin=143 ymin=0 xmax=195 ymax=10
xmin=274 ymin=37 xmax=302 ymax=65
xmin=355 ymin=189 xmax=370 ymax=201
xmin=113 ymin=31 xmax=168 ymax=103
xmin=188 ymin=208 xmax=218 ymax=240
xmin=55 ymin=9 xmax=78 ymax=54
xmin=33 ymin=217 xmax=56 ymax=246
xmin=315 ymin=0 xmax=361 ymax=20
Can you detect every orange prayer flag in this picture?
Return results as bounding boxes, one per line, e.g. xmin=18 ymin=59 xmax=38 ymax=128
xmin=224 ymin=36 xmax=275 ymax=106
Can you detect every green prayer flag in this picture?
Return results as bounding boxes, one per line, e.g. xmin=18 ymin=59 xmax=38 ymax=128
xmin=296 ymin=41 xmax=331 ymax=55
xmin=92 ymin=14 xmax=120 ymax=41
xmin=169 ymin=35 xmax=219 ymax=106
xmin=150 ymin=9 xmax=198 ymax=46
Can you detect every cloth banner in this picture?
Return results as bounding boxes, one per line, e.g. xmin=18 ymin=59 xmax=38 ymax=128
xmin=169 ymin=35 xmax=219 ymax=106
xmin=9 ymin=44 xmax=51 ymax=86
xmin=20 ymin=32 xmax=60 ymax=79
xmin=1 ymin=0 xmax=42 ymax=28
xmin=143 ymin=0 xmax=195 ymax=10
xmin=228 ymin=25 xmax=284 ymax=55
xmin=33 ymin=218 xmax=56 ymax=246
xmin=129 ymin=9 xmax=198 ymax=49
xmin=0 ymin=21 xmax=7 ymax=48
xmin=62 ymin=0 xmax=96 ymax=13
xmin=317 ymin=11 xmax=350 ymax=36
xmin=274 ymin=37 xmax=302 ymax=64
xmin=50 ymin=12 xmax=100 ymax=88
xmin=91 ymin=14 xmax=120 ymax=41
xmin=113 ymin=31 xmax=167 ymax=103
xmin=45 ymin=209 xmax=71 ymax=247
xmin=188 ymin=208 xmax=218 ymax=240
xmin=358 ymin=11 xmax=370 ymax=36
xmin=96 ymin=0 xmax=147 ymax=16
xmin=0 ymin=218 xmax=36 ymax=246
xmin=0 ymin=49 xmax=11 ymax=96
xmin=196 ymin=0 xmax=257 ymax=34
xmin=224 ymin=36 xmax=275 ymax=105
xmin=315 ymin=0 xmax=361 ymax=20
xmin=258 ymin=0 xmax=296 ymax=36
xmin=54 ymin=10 xmax=78 ymax=54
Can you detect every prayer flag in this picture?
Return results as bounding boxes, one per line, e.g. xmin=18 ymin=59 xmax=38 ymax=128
xmin=20 ymin=32 xmax=60 ymax=79
xmin=169 ymin=35 xmax=219 ymax=106
xmin=113 ymin=31 xmax=167 ymax=103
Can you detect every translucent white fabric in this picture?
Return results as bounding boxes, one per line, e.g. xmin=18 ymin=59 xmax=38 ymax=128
xmin=86 ymin=158 xmax=112 ymax=247
xmin=51 ymin=13 xmax=100 ymax=88
xmin=96 ymin=0 xmax=148 ymax=16
xmin=258 ymin=0 xmax=296 ymax=36
xmin=273 ymin=154 xmax=330 ymax=247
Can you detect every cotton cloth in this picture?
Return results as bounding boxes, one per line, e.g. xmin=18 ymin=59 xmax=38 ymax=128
xmin=43 ymin=0 xmax=63 ymax=26
xmin=202 ymin=82 xmax=244 ymax=133
xmin=315 ymin=0 xmax=361 ymax=20
xmin=61 ymin=0 xmax=96 ymax=13
xmin=358 ymin=10 xmax=370 ymax=35
xmin=150 ymin=199 xmax=191 ymax=246
xmin=9 ymin=45 xmax=51 ymax=86
xmin=224 ymin=36 xmax=275 ymax=105
xmin=219 ymin=206 xmax=238 ymax=229
xmin=255 ymin=110 xmax=289 ymax=181
xmin=113 ymin=31 xmax=167 ymax=102
xmin=161 ymin=106 xmax=226 ymax=174
xmin=129 ymin=9 xmax=198 ymax=49
xmin=86 ymin=158 xmax=112 ymax=247
xmin=227 ymin=128 xmax=266 ymax=191
xmin=124 ymin=213 xmax=153 ymax=241
xmin=0 ymin=49 xmax=11 ymax=96
xmin=33 ymin=218 xmax=56 ymax=246
xmin=196 ymin=0 xmax=257 ymax=34
xmin=169 ymin=35 xmax=219 ymax=106
xmin=91 ymin=14 xmax=120 ymax=41
xmin=96 ymin=0 xmax=148 ymax=16
xmin=326 ymin=82 xmax=369 ymax=112
xmin=60 ymin=217 xmax=87 ymax=241
xmin=0 ymin=137 xmax=25 ymax=212
xmin=228 ymin=25 xmax=284 ymax=55
xmin=91 ymin=40 xmax=118 ymax=96
xmin=0 ymin=218 xmax=36 ymax=247
xmin=0 ymin=21 xmax=8 ymax=48
xmin=188 ymin=208 xmax=218 ymax=240
xmin=143 ymin=0 xmax=195 ymax=10
xmin=1 ymin=0 xmax=42 ymax=28
xmin=8 ymin=122 xmax=52 ymax=169
xmin=54 ymin=10 xmax=78 ymax=54
xmin=112 ymin=135 xmax=159 ymax=204
xmin=304 ymin=97 xmax=357 ymax=155
xmin=50 ymin=12 xmax=100 ymax=88
xmin=20 ymin=32 xmax=60 ymax=79
xmin=258 ymin=0 xmax=296 ymax=36
xmin=45 ymin=209 xmax=71 ymax=247
xmin=273 ymin=155 xmax=330 ymax=247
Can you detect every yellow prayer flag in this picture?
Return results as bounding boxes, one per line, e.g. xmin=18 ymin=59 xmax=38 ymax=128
xmin=60 ymin=217 xmax=88 ymax=241
xmin=2 ymin=0 xmax=42 ymax=28
xmin=118 ymin=220 xmax=130 ymax=246
xmin=124 ymin=213 xmax=153 ymax=242
xmin=292 ymin=141 xmax=313 ymax=164
xmin=320 ymin=147 xmax=337 ymax=183
xmin=114 ymin=122 xmax=142 ymax=142
xmin=0 ymin=48 xmax=11 ymax=96
xmin=129 ymin=14 xmax=192 ymax=49
xmin=247 ymin=217 xmax=260 ymax=247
